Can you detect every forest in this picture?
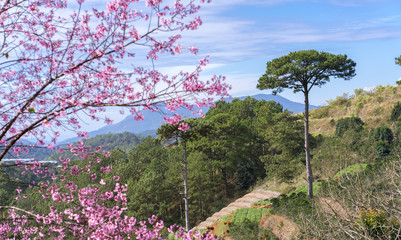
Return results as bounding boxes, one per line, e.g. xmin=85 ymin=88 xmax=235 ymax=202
xmin=3 ymin=84 xmax=401 ymax=239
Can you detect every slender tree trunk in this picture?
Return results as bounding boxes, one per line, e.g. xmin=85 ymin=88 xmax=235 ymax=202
xmin=221 ymin=168 xmax=229 ymax=197
xmin=304 ymin=90 xmax=314 ymax=199
xmin=183 ymin=141 xmax=190 ymax=232
xmin=199 ymin=197 xmax=203 ymax=219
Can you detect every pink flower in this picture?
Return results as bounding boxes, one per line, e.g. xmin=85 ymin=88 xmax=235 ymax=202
xmin=178 ymin=123 xmax=190 ymax=131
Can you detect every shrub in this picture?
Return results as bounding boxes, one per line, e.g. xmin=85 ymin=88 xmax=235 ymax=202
xmin=374 ymin=126 xmax=393 ymax=143
xmin=236 ymin=161 xmax=255 ymax=190
xmin=310 ymin=106 xmax=329 ymax=119
xmin=357 ymin=208 xmax=388 ymax=237
xmin=355 ymin=102 xmax=364 ymax=115
xmin=329 ymin=119 xmax=335 ymax=127
xmin=270 ymin=192 xmax=313 ymax=221
xmin=374 ymin=140 xmax=391 ymax=158
xmin=354 ymin=88 xmax=364 ymax=96
xmin=335 ymin=117 xmax=364 ymax=137
xmin=226 ymin=219 xmax=277 ymax=240
xmin=391 ymin=102 xmax=401 ymax=121
xmin=327 ymin=93 xmax=350 ymax=107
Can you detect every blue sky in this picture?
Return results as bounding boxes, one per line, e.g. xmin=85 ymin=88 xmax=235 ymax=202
xmin=58 ymin=0 xmax=401 ymax=138
xmin=183 ymin=0 xmax=401 ymax=105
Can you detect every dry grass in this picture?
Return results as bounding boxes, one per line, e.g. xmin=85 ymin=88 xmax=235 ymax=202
xmin=309 ymin=85 xmax=401 ymax=135
xmin=261 ymin=174 xmax=307 ymax=195
xmin=260 ymin=214 xmax=299 ymax=240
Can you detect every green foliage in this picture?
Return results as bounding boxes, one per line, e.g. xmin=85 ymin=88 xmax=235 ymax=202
xmin=230 ymin=208 xmax=271 ymax=224
xmin=396 ymin=56 xmax=401 ymax=66
xmin=235 ymin=160 xmax=255 ymax=190
xmin=374 ymin=140 xmax=391 ymax=158
xmin=77 ymin=131 xmax=141 ymax=152
xmin=334 ymin=163 xmax=371 ymax=179
xmin=374 ymin=126 xmax=393 ymax=143
xmin=49 ymin=132 xmax=142 ymax=160
xmin=270 ymin=191 xmax=313 ymax=221
xmin=354 ymin=88 xmax=364 ymax=96
xmin=0 ymin=168 xmax=19 ymax=206
xmin=257 ymin=50 xmax=356 ymax=199
xmin=310 ymin=106 xmax=329 ymax=119
xmin=191 ymin=97 xmax=274 ymax=196
xmin=335 ymin=116 xmax=364 ymax=137
xmin=357 ymin=208 xmax=388 ymax=237
xmin=226 ymin=219 xmax=277 ymax=240
xmin=391 ymin=102 xmax=401 ymax=121
xmin=327 ymin=93 xmax=350 ymax=107
xmin=329 ymin=118 xmax=335 ymax=127
xmin=355 ymin=102 xmax=363 ymax=115
xmin=288 ymin=182 xmax=323 ymax=196
xmin=257 ymin=50 xmax=356 ymax=95
xmin=252 ymin=200 xmax=271 ymax=206
xmin=257 ymin=109 xmax=304 ymax=183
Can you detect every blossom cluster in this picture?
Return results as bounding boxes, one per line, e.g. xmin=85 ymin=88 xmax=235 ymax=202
xmin=0 ymin=146 xmax=218 ymax=239
xmin=0 ymin=0 xmax=230 ymax=160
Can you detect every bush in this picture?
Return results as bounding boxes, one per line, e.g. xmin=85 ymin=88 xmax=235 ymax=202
xmin=270 ymin=192 xmax=313 ymax=221
xmin=391 ymin=102 xmax=401 ymax=121
xmin=335 ymin=117 xmax=364 ymax=137
xmin=374 ymin=140 xmax=391 ymax=158
xmin=356 ymin=208 xmax=400 ymax=239
xmin=310 ymin=106 xmax=329 ymax=119
xmin=357 ymin=208 xmax=388 ymax=237
xmin=226 ymin=219 xmax=277 ymax=240
xmin=374 ymin=126 xmax=393 ymax=143
xmin=236 ymin=161 xmax=255 ymax=190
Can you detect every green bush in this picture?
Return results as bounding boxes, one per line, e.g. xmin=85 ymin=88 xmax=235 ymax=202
xmin=374 ymin=140 xmax=391 ymax=158
xmin=391 ymin=102 xmax=401 ymax=121
xmin=355 ymin=102 xmax=364 ymax=115
xmin=334 ymin=164 xmax=370 ymax=179
xmin=227 ymin=219 xmax=277 ymax=240
xmin=270 ymin=192 xmax=313 ymax=221
xmin=310 ymin=106 xmax=329 ymax=119
xmin=335 ymin=117 xmax=364 ymax=137
xmin=357 ymin=208 xmax=388 ymax=237
xmin=354 ymin=88 xmax=364 ymax=96
xmin=236 ymin=161 xmax=255 ymax=190
xmin=252 ymin=200 xmax=271 ymax=206
xmin=374 ymin=126 xmax=393 ymax=143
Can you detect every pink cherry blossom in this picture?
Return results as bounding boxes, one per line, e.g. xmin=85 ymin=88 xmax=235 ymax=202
xmin=0 ymin=0 xmax=230 ymax=238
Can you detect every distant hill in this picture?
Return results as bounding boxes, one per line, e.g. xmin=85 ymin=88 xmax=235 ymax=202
xmin=11 ymin=132 xmax=144 ymax=161
xmin=60 ymin=94 xmax=319 ymax=144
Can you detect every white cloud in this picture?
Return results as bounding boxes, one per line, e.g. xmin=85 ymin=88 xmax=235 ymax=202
xmin=178 ymin=5 xmax=401 ymax=64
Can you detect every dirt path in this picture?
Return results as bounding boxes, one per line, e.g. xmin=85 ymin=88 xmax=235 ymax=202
xmin=192 ymin=189 xmax=281 ymax=231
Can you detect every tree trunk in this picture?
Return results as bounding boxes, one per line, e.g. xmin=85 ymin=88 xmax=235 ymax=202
xmin=304 ymin=90 xmax=314 ymax=199
xmin=199 ymin=197 xmax=203 ymax=219
xmin=221 ymin=168 xmax=229 ymax=197
xmin=183 ymin=141 xmax=190 ymax=232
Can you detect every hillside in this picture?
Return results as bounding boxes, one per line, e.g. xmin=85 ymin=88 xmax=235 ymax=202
xmin=309 ymin=85 xmax=401 ymax=135
xmin=192 ymin=85 xmax=401 ymax=239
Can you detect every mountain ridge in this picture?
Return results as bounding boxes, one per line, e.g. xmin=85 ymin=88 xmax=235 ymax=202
xmin=59 ymin=94 xmax=319 ymax=144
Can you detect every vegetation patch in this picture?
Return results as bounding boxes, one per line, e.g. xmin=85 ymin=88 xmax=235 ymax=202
xmin=333 ymin=163 xmax=372 ymax=179
xmin=252 ymin=200 xmax=272 ymax=206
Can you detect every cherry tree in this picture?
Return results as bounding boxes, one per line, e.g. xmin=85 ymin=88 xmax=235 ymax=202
xmin=0 ymin=0 xmax=230 ymax=160
xmin=0 ymin=0 xmax=229 ymax=238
